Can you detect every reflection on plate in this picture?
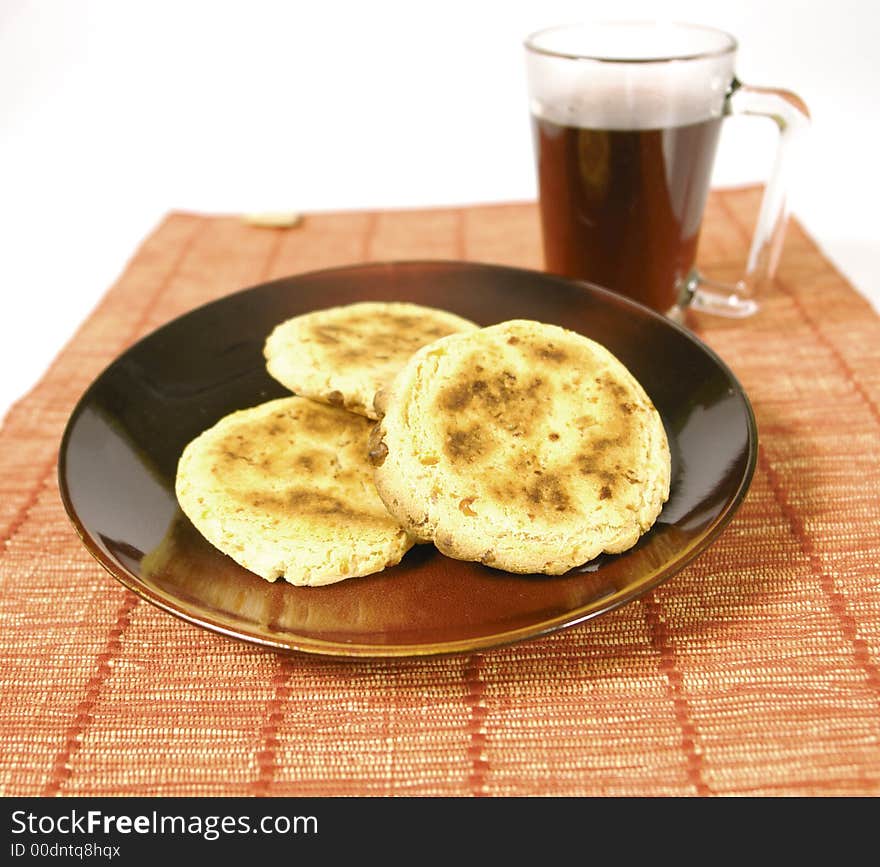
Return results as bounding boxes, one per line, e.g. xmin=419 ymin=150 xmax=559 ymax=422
xmin=59 ymin=261 xmax=757 ymax=657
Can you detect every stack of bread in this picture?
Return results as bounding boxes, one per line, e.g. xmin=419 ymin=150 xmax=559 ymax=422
xmin=175 ymin=301 xmax=670 ymax=586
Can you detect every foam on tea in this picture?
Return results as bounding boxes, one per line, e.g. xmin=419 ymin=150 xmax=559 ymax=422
xmin=526 ymin=23 xmax=735 ymax=130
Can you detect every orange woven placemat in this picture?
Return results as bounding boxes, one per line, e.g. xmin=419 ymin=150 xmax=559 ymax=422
xmin=2 ymin=187 xmax=879 ymax=797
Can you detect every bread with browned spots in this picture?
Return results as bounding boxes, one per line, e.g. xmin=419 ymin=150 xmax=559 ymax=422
xmin=369 ymin=319 xmax=670 ymax=574
xmin=175 ymin=396 xmax=415 ymax=585
xmin=264 ymin=301 xmax=477 ymax=419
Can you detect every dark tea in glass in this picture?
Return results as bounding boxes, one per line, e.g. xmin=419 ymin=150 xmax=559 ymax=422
xmin=525 ymin=22 xmax=809 ymax=318
xmin=531 ymin=116 xmax=722 ymax=314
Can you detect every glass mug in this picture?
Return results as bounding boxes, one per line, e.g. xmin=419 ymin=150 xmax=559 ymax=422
xmin=524 ymin=21 xmax=810 ymax=318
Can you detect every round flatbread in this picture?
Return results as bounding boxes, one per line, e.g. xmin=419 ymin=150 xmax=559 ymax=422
xmin=175 ymin=396 xmax=415 ymax=586
xmin=370 ymin=319 xmax=671 ymax=575
xmin=264 ymin=301 xmax=477 ymax=419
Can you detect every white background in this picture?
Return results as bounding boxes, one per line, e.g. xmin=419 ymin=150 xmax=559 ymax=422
xmin=2 ymin=0 xmax=878 ymax=421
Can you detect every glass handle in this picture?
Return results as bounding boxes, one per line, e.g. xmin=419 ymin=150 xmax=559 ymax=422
xmin=688 ymin=78 xmax=811 ymax=317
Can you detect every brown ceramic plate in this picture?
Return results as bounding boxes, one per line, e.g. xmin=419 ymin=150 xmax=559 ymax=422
xmin=59 ymin=261 xmax=756 ymax=657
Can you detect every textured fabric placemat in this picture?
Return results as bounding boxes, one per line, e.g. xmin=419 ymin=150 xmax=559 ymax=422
xmin=1 ymin=187 xmax=879 ymax=797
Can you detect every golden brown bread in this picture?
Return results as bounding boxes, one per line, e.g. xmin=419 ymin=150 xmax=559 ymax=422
xmin=175 ymin=396 xmax=415 ymax=585
xmin=370 ymin=319 xmax=671 ymax=574
xmin=264 ymin=301 xmax=477 ymax=419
